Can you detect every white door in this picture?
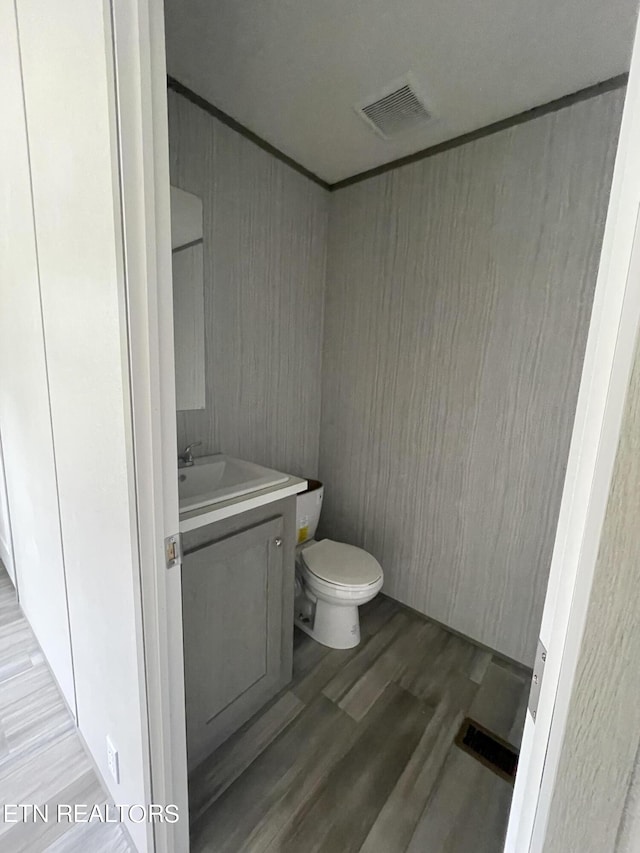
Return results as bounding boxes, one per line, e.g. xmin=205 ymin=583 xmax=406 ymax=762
xmin=505 ymin=10 xmax=640 ymax=851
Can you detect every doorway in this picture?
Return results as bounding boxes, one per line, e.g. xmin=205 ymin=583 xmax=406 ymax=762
xmin=115 ymin=2 xmax=640 ymax=851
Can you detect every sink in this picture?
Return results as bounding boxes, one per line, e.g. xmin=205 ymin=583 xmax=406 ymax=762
xmin=178 ymin=454 xmax=290 ymax=513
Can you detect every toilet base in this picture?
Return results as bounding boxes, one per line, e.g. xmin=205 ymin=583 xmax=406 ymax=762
xmin=294 ymin=598 xmax=361 ymax=649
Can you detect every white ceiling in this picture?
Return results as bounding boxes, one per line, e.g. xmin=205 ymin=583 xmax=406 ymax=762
xmin=164 ymin=0 xmax=637 ymax=184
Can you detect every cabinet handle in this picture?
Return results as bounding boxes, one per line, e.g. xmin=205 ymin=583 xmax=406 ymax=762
xmin=274 ymin=538 xmax=282 ymax=548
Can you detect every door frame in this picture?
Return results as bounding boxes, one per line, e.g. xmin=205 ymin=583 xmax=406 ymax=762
xmin=112 ymin=0 xmax=640 ymax=850
xmin=110 ymin=1 xmax=189 ymax=851
xmin=505 ymin=10 xmax=640 ymax=851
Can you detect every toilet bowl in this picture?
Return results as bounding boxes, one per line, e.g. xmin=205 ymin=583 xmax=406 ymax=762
xmin=294 ymin=481 xmax=383 ymax=649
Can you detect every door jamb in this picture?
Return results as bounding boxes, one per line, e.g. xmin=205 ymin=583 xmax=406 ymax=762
xmin=506 ymin=11 xmax=640 ymax=849
xmin=112 ymin=2 xmax=640 ymax=851
xmin=110 ymin=1 xmax=189 ymax=850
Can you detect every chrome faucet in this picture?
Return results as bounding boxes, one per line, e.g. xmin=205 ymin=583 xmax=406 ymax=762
xmin=179 ymin=441 xmax=202 ymax=468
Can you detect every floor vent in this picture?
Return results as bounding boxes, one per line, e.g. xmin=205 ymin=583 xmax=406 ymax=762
xmin=455 ymin=718 xmax=519 ymax=783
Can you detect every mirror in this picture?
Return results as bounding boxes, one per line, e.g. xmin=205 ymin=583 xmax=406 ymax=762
xmin=170 ymin=185 xmax=205 ymax=411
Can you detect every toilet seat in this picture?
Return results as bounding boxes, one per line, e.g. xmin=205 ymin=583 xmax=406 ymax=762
xmin=301 ymin=539 xmax=382 ymax=587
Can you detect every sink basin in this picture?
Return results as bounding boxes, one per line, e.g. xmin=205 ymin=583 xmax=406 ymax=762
xmin=178 ymin=454 xmax=290 ymax=513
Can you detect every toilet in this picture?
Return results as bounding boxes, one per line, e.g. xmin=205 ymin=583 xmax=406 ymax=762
xmin=294 ymin=480 xmax=383 ymax=649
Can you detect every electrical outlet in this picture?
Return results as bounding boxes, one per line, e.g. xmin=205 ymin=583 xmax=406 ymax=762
xmin=106 ymin=737 xmax=120 ymax=784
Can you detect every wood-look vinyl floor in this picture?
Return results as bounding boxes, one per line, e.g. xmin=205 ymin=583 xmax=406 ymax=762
xmin=0 ymin=565 xmax=131 ymax=853
xmin=190 ymin=596 xmax=531 ymax=853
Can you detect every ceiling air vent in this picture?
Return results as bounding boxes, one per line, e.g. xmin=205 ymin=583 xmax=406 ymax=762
xmin=357 ymin=76 xmax=432 ymax=139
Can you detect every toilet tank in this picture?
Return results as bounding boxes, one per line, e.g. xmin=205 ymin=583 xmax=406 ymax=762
xmin=296 ymin=479 xmax=324 ymax=544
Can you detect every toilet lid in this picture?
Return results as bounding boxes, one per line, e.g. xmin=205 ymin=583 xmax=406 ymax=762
xmin=301 ymin=539 xmax=383 ymax=587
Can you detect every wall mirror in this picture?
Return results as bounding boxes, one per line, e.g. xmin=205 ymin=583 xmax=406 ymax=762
xmin=170 ymin=185 xmax=205 ymax=411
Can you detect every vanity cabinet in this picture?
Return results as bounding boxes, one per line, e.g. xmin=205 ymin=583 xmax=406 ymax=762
xmin=181 ymin=496 xmax=296 ymax=771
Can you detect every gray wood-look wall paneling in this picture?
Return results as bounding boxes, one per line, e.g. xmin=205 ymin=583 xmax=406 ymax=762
xmin=543 ymin=334 xmax=640 ymax=852
xmin=168 ymin=90 xmax=329 ymax=479
xmin=173 ymin=242 xmax=206 ymax=411
xmin=319 ymin=89 xmax=624 ymax=665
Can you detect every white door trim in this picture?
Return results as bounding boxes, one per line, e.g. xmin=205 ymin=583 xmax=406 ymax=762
xmin=506 ymin=11 xmax=640 ymax=850
xmin=110 ymin=1 xmax=189 ymax=850
xmin=110 ymin=1 xmax=640 ymax=850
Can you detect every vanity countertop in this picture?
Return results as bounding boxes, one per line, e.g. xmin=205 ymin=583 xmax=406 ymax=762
xmin=179 ymin=474 xmax=307 ymax=533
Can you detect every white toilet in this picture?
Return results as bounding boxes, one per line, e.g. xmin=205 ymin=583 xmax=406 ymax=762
xmin=294 ymin=480 xmax=383 ymax=649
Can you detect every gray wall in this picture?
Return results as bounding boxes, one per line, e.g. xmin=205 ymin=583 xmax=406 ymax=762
xmin=543 ymin=329 xmax=640 ymax=853
xmin=168 ymin=90 xmax=328 ymax=478
xmin=168 ymin=85 xmax=624 ymax=665
xmin=319 ymin=89 xmax=624 ymax=665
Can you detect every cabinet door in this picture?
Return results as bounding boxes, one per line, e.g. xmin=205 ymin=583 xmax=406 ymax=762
xmin=182 ymin=515 xmax=285 ymax=768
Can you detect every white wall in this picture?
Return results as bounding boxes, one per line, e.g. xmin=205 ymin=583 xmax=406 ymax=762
xmin=0 ymin=0 xmax=75 ymax=712
xmin=0 ymin=2 xmax=154 ymax=850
